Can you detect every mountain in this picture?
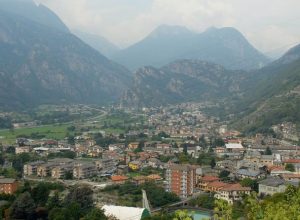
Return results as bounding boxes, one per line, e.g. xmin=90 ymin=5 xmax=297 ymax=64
xmin=0 ymin=0 xmax=69 ymax=32
xmin=231 ymin=44 xmax=300 ymax=133
xmin=121 ymin=60 xmax=245 ymax=107
xmin=273 ymin=44 xmax=300 ymax=66
xmin=0 ymin=9 xmax=131 ymax=109
xmin=72 ymin=30 xmax=119 ymax=58
xmin=113 ymin=25 xmax=270 ymax=71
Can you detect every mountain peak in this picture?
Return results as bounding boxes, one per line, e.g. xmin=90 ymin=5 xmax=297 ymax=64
xmin=0 ymin=0 xmax=69 ymax=32
xmin=149 ymin=24 xmax=194 ymax=38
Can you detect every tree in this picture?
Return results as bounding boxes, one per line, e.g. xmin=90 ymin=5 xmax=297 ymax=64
xmin=67 ymin=135 xmax=75 ymax=145
xmin=31 ymin=182 xmax=51 ymax=206
xmin=83 ymin=208 xmax=107 ymax=220
xmin=199 ymin=135 xmax=207 ymax=148
xmin=48 ymin=208 xmax=72 ymax=220
xmin=183 ymin=144 xmax=188 ymax=155
xmin=188 ymin=194 xmax=215 ymax=209
xmin=64 ymin=185 xmax=93 ymax=214
xmin=46 ymin=191 xmax=61 ymax=210
xmin=240 ymin=178 xmax=258 ymax=192
xmin=264 ymin=147 xmax=272 ymax=155
xmin=219 ymin=170 xmax=230 ymax=180
xmin=285 ymin=163 xmax=295 ymax=172
xmin=64 ymin=170 xmax=73 ymax=180
xmin=10 ymin=192 xmax=36 ymax=220
xmin=210 ymin=158 xmax=216 ymax=168
xmin=214 ymin=199 xmax=232 ymax=220
xmin=173 ymin=210 xmax=193 ymax=220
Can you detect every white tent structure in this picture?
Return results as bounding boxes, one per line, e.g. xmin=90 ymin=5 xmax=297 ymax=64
xmin=102 ymin=205 xmax=150 ymax=220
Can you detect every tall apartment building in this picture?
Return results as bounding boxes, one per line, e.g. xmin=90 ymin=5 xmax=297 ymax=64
xmin=165 ymin=164 xmax=196 ymax=198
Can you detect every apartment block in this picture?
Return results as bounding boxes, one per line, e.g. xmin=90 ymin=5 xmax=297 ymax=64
xmin=165 ymin=164 xmax=196 ymax=198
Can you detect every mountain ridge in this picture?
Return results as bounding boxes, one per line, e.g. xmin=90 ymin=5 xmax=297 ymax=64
xmin=113 ymin=25 xmax=270 ymax=71
xmin=0 ymin=9 xmax=132 ymax=109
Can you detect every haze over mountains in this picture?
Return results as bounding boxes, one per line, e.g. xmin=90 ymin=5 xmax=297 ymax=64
xmin=0 ymin=0 xmax=299 ymax=131
xmin=112 ymin=25 xmax=270 ymax=71
xmin=0 ymin=1 xmax=131 ymax=108
xmin=72 ymin=30 xmax=120 ymax=58
xmin=0 ymin=0 xmax=69 ymax=32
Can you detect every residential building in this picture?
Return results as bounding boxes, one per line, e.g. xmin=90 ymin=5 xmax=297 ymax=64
xmin=165 ymin=164 xmax=196 ymax=198
xmin=23 ymin=161 xmax=45 ymax=176
xmin=51 ymin=164 xmax=74 ymax=179
xmin=128 ymin=161 xmax=141 ymax=171
xmin=198 ymin=176 xmax=220 ymax=191
xmin=15 ymin=146 xmax=30 ymax=154
xmin=73 ymin=163 xmax=98 ymax=179
xmin=111 ymin=175 xmax=129 ymax=184
xmin=236 ymin=169 xmax=265 ymax=180
xmin=132 ymin=176 xmax=147 ymax=185
xmin=128 ymin=142 xmax=139 ymax=150
xmin=0 ymin=178 xmax=18 ymax=194
xmin=215 ymin=183 xmax=251 ymax=204
xmin=258 ymin=176 xmax=288 ymax=196
xmin=37 ymin=163 xmax=56 ymax=177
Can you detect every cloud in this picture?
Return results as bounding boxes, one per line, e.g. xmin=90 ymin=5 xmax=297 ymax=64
xmin=36 ymin=0 xmax=300 ymax=51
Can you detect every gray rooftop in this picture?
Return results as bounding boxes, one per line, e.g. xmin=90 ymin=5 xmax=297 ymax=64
xmin=0 ymin=178 xmax=17 ymax=184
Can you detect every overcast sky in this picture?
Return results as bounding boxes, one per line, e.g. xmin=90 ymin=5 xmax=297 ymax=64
xmin=36 ymin=0 xmax=300 ymax=53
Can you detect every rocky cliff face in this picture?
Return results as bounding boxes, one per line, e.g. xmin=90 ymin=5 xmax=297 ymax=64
xmin=0 ymin=10 xmax=132 ymax=109
xmin=121 ymin=60 xmax=245 ymax=107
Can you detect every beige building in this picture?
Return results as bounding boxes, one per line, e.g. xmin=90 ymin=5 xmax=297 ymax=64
xmin=73 ymin=163 xmax=98 ymax=179
xmin=215 ymin=183 xmax=251 ymax=204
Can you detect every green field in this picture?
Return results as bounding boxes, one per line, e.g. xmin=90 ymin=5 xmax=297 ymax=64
xmin=0 ymin=124 xmax=69 ymax=144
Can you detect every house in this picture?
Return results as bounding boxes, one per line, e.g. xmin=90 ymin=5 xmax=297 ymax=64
xmin=236 ymin=169 xmax=265 ymax=180
xmin=281 ymin=174 xmax=300 ymax=182
xmin=111 ymin=175 xmax=129 ymax=184
xmin=128 ymin=161 xmax=141 ymax=171
xmin=0 ymin=178 xmax=18 ymax=194
xmin=116 ymin=165 xmax=129 ymax=175
xmin=148 ymin=158 xmax=164 ymax=169
xmin=128 ymin=142 xmax=139 ymax=150
xmin=198 ymin=176 xmax=220 ymax=191
xmin=225 ymin=143 xmax=244 ymax=153
xmin=15 ymin=146 xmax=30 ymax=154
xmin=215 ymin=183 xmax=251 ymax=204
xmin=216 ymin=160 xmax=236 ymax=170
xmin=282 ymin=159 xmax=300 ymax=165
xmin=132 ymin=176 xmax=147 ymax=185
xmin=156 ymin=143 xmax=171 ymax=149
xmin=258 ymin=176 xmax=288 ymax=196
xmin=206 ymin=181 xmax=228 ymax=192
xmin=147 ymin=174 xmax=162 ymax=182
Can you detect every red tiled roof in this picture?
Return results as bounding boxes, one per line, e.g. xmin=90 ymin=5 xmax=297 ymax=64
xmin=283 ymin=159 xmax=300 ymax=164
xmin=221 ymin=183 xmax=251 ymax=191
xmin=207 ymin=181 xmax=228 ymax=188
xmin=281 ymin=174 xmax=300 ymax=179
xmin=201 ymin=176 xmax=220 ymax=182
xmin=111 ymin=175 xmax=129 ymax=182
xmin=268 ymin=166 xmax=285 ymax=171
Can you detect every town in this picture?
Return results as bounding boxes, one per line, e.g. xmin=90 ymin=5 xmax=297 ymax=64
xmin=0 ymin=103 xmax=299 ymax=219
